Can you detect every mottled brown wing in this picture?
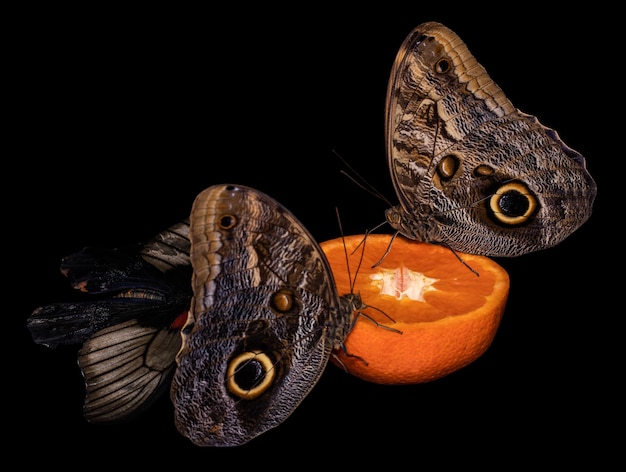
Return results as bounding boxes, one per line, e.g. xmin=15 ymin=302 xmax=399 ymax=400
xmin=170 ymin=184 xmax=352 ymax=447
xmin=385 ymin=21 xmax=596 ymax=256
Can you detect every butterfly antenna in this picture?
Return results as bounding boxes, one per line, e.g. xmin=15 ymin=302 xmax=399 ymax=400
xmin=333 ymin=149 xmax=394 ymax=206
xmin=350 ymin=228 xmax=367 ymax=295
xmin=334 ymin=207 xmax=351 ymax=284
xmin=349 ymin=220 xmax=390 ymax=258
xmin=335 ymin=207 xmax=358 ymax=294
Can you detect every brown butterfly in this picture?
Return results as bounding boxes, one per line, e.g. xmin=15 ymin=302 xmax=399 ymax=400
xmin=384 ymin=22 xmax=597 ymax=256
xmin=28 ymin=184 xmax=362 ymax=447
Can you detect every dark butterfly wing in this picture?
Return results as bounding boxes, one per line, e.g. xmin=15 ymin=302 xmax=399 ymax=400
xmin=27 ymin=220 xmax=193 ymax=422
xmin=170 ymin=184 xmax=353 ymax=447
xmin=78 ymin=316 xmax=184 ymax=423
xmin=28 ymin=296 xmax=185 ymax=349
xmin=384 ymin=22 xmax=597 ymax=256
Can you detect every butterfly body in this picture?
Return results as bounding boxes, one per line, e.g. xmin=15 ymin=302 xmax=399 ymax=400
xmin=385 ymin=22 xmax=596 ymax=256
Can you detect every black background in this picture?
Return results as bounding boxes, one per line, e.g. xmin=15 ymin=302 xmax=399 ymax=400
xmin=12 ymin=4 xmax=617 ymax=468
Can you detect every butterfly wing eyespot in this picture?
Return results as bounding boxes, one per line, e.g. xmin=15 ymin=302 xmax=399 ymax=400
xmin=474 ymin=164 xmax=495 ymax=177
xmin=434 ymin=57 xmax=451 ymax=74
xmin=218 ymin=214 xmax=237 ymax=229
xmin=226 ymin=351 xmax=276 ymax=400
xmin=270 ymin=289 xmax=296 ymax=314
xmin=436 ymin=155 xmax=460 ymax=181
xmin=488 ymin=181 xmax=538 ymax=225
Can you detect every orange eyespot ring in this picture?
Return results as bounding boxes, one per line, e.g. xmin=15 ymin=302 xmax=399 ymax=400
xmin=218 ymin=214 xmax=237 ymax=230
xmin=489 ymin=182 xmax=538 ymax=225
xmin=226 ymin=351 xmax=275 ymax=399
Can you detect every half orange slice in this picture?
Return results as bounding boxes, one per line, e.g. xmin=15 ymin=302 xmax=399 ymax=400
xmin=321 ymin=234 xmax=510 ymax=384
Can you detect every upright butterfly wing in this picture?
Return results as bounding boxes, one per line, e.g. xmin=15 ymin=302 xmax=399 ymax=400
xmin=170 ymin=184 xmax=353 ymax=447
xmin=27 ymin=221 xmax=192 ymax=422
xmin=385 ymin=22 xmax=596 ymax=256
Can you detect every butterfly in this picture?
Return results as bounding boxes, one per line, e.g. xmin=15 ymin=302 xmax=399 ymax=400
xmin=27 ymin=220 xmax=192 ymax=422
xmin=170 ymin=184 xmax=365 ymax=446
xmin=28 ymin=184 xmax=362 ymax=447
xmin=383 ymin=22 xmax=597 ymax=256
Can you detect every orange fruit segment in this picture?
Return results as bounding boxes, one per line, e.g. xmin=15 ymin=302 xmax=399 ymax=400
xmin=320 ymin=234 xmax=510 ymax=385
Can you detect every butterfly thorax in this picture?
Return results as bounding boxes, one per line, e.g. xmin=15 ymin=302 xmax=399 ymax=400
xmin=335 ymin=292 xmax=365 ymax=345
xmin=385 ymin=204 xmax=441 ymax=244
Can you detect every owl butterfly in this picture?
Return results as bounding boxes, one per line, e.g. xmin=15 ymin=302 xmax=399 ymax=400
xmin=170 ymin=184 xmax=358 ymax=447
xmin=28 ymin=184 xmax=359 ymax=447
xmin=384 ymin=22 xmax=597 ymax=256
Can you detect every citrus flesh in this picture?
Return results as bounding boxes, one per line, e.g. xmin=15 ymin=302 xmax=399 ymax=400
xmin=320 ymin=234 xmax=510 ymax=385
